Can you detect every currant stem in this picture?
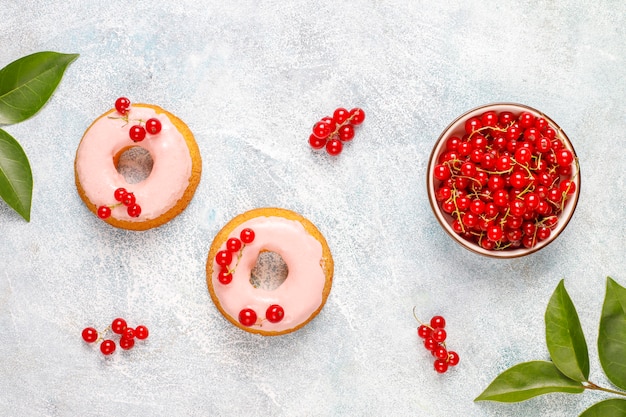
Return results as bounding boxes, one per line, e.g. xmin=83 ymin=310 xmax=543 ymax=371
xmin=584 ymin=381 xmax=626 ymax=397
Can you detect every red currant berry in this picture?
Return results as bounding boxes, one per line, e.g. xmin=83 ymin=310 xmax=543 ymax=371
xmin=480 ymin=111 xmax=498 ymax=127
xmin=266 ymin=304 xmax=285 ymax=323
xmin=82 ymin=327 xmax=98 ymax=343
xmin=332 ymin=108 xmax=350 ymax=125
xmin=122 ymin=192 xmax=136 ymax=207
xmin=127 ymin=204 xmax=141 ymax=218
xmin=518 ymin=112 xmax=535 ymax=128
xmin=122 ymin=327 xmax=135 ymax=340
xmin=498 ymin=111 xmax=514 ymax=125
xmin=115 ymin=97 xmax=130 ymax=114
xmin=240 ymin=228 xmax=255 ymax=244
xmin=111 ymin=318 xmax=127 ymax=334
xmin=100 ymin=339 xmax=116 ymax=355
xmin=145 ymin=118 xmax=162 ymax=135
xmin=338 ymin=124 xmax=355 ymax=141
xmin=447 ymin=351 xmax=460 ymax=366
xmin=487 ymin=225 xmax=504 ymax=242
xmin=226 ymin=237 xmax=243 ymax=252
xmin=215 ymin=250 xmax=233 ymax=267
xmin=424 ymin=337 xmax=438 ymax=351
xmin=326 ymin=138 xmax=343 ymax=156
xmin=433 ymin=164 xmax=452 ymax=181
xmin=239 ymin=308 xmax=257 ymax=327
xmin=464 ymin=117 xmax=482 ymax=134
xmin=119 ymin=337 xmax=135 ymax=350
xmin=218 ymin=268 xmax=233 ymax=285
xmin=555 ymin=149 xmax=574 ymax=167
xmin=432 ymin=328 xmax=447 ymax=343
xmin=129 ymin=125 xmax=146 ymax=142
xmin=434 ymin=358 xmax=449 ymax=373
xmin=309 ymin=134 xmax=327 ymax=150
xmin=433 ymin=345 xmax=448 ymax=360
xmin=114 ymin=187 xmax=127 ymax=202
xmin=135 ymin=325 xmax=149 ymax=340
xmin=430 ymin=316 xmax=446 ymax=329
xmin=417 ymin=324 xmax=432 ymax=339
xmin=560 ymin=180 xmax=576 ymax=195
xmin=349 ymin=108 xmax=365 ymax=125
xmin=97 ymin=206 xmax=111 ymax=219
xmin=312 ymin=121 xmax=331 ymax=139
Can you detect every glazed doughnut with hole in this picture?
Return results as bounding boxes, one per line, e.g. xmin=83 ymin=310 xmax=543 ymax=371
xmin=206 ymin=208 xmax=333 ymax=336
xmin=74 ymin=101 xmax=202 ymax=230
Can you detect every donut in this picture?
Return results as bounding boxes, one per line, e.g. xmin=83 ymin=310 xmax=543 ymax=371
xmin=74 ymin=100 xmax=202 ymax=230
xmin=206 ymin=208 xmax=333 ymax=336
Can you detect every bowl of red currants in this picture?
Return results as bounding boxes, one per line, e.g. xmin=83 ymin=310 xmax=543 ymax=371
xmin=427 ymin=103 xmax=580 ymax=258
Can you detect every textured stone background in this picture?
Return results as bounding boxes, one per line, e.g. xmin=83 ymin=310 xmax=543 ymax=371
xmin=1 ymin=1 xmax=626 ymax=416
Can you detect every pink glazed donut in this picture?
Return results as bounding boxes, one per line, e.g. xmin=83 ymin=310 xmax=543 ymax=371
xmin=75 ymin=102 xmax=202 ymax=230
xmin=206 ymin=208 xmax=334 ymax=336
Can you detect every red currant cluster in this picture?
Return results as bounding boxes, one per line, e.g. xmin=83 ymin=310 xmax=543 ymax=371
xmin=97 ymin=187 xmax=142 ymax=219
xmin=309 ymin=107 xmax=365 ymax=155
xmin=215 ymin=228 xmax=256 ymax=285
xmin=433 ymin=110 xmax=577 ymax=251
xmin=214 ymin=227 xmax=285 ymax=327
xmin=82 ymin=318 xmax=149 ymax=356
xmin=113 ymin=97 xmax=162 ymax=142
xmin=414 ymin=309 xmax=459 ymax=373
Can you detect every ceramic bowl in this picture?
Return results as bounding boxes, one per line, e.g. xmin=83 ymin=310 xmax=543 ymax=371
xmin=427 ymin=103 xmax=580 ymax=258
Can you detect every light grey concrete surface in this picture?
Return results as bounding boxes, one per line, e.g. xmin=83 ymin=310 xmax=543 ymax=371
xmin=1 ymin=1 xmax=626 ymax=416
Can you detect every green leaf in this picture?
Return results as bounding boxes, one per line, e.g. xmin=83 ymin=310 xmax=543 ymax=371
xmin=545 ymin=279 xmax=590 ymax=382
xmin=599 ymin=277 xmax=626 ymax=390
xmin=474 ymin=360 xmax=584 ymax=403
xmin=0 ymin=129 xmax=33 ymax=221
xmin=579 ymin=399 xmax=626 ymax=417
xmin=0 ymin=51 xmax=78 ymax=125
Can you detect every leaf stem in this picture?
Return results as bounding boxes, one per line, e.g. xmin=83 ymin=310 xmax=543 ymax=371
xmin=584 ymin=381 xmax=626 ymax=397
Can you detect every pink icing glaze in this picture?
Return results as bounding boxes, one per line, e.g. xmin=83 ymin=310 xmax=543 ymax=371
xmin=75 ymin=106 xmax=192 ymax=222
xmin=212 ymin=216 xmax=327 ymax=333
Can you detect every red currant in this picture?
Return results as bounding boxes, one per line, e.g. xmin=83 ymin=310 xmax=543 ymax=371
xmin=122 ymin=327 xmax=135 ymax=340
xmin=145 ymin=118 xmax=162 ymax=135
xmin=215 ymin=250 xmax=233 ymax=266
xmin=349 ymin=108 xmax=365 ymax=125
xmin=555 ymin=149 xmax=574 ymax=167
xmin=127 ymin=204 xmax=141 ymax=218
xmin=326 ymin=138 xmax=343 ymax=156
xmin=240 ymin=228 xmax=255 ymax=244
xmin=433 ymin=345 xmax=448 ymax=360
xmin=448 ymin=351 xmax=460 ymax=366
xmin=312 ymin=121 xmax=331 ymax=139
xmin=129 ymin=125 xmax=146 ymax=142
xmin=218 ymin=268 xmax=233 ymax=285
xmin=115 ymin=97 xmax=130 ymax=114
xmin=122 ymin=192 xmax=136 ymax=207
xmin=97 ymin=206 xmax=111 ymax=219
xmin=100 ymin=339 xmax=116 ymax=355
xmin=82 ymin=327 xmax=98 ymax=343
xmin=338 ymin=124 xmax=355 ymax=141
xmin=430 ymin=316 xmax=446 ymax=328
xmin=424 ymin=337 xmax=438 ymax=351
xmin=432 ymin=328 xmax=447 ymax=343
xmin=417 ymin=325 xmax=432 ymax=339
xmin=226 ymin=237 xmax=242 ymax=252
xmin=333 ymin=107 xmax=350 ymax=124
xmin=119 ymin=337 xmax=135 ymax=350
xmin=111 ymin=318 xmax=127 ymax=334
xmin=114 ymin=187 xmax=127 ymax=202
xmin=266 ymin=304 xmax=285 ymax=323
xmin=309 ymin=134 xmax=327 ymax=150
xmin=434 ymin=358 xmax=449 ymax=373
xmin=135 ymin=325 xmax=149 ymax=340
xmin=238 ymin=308 xmax=257 ymax=327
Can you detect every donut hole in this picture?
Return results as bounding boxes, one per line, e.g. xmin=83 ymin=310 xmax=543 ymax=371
xmin=115 ymin=146 xmax=154 ymax=184
xmin=250 ymin=251 xmax=288 ymax=290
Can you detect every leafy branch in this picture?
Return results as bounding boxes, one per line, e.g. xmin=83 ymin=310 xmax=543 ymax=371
xmin=0 ymin=51 xmax=78 ymax=221
xmin=475 ymin=277 xmax=626 ymax=416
